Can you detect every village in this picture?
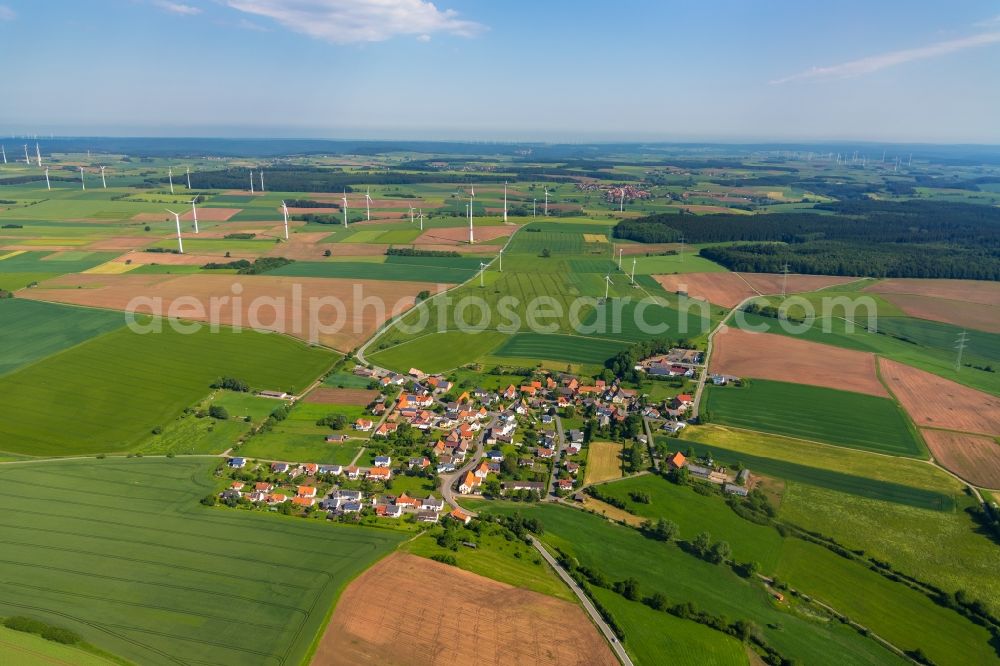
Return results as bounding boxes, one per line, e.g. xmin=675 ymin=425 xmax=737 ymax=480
xmin=215 ymin=348 xmax=755 ymax=524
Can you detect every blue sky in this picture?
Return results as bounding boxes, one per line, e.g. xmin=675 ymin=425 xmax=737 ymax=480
xmin=1 ymin=0 xmax=999 ymax=142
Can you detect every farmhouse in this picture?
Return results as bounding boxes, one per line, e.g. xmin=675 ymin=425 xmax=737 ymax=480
xmin=502 ymin=480 xmax=545 ymax=494
xmin=258 ymin=390 xmax=289 ymax=400
xmin=667 ymin=452 xmax=687 ymax=469
xmin=354 ymin=418 xmax=374 ymax=432
xmin=367 ymin=466 xmax=392 ymax=481
xmin=458 ymin=471 xmax=481 ymax=494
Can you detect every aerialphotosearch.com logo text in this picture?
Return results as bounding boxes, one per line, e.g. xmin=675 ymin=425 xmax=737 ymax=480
xmin=123 ymin=282 xmax=881 ymax=342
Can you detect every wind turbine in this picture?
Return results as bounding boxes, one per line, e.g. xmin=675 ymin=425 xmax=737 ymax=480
xmin=23 ymin=144 xmax=30 ymax=165
xmin=419 ymin=209 xmax=424 ymax=231
xmin=544 ymin=187 xmax=550 ymax=216
xmin=44 ymin=167 xmax=50 ymax=191
xmin=533 ymin=198 xmax=537 ymax=218
xmin=79 ymin=166 xmax=86 ymax=190
xmin=618 ymin=247 xmax=623 ymax=270
xmin=249 ymin=169 xmax=254 ymax=194
xmin=479 ymin=261 xmax=488 ymax=287
xmin=503 ymin=181 xmax=508 ymax=222
xmin=630 ymin=258 xmax=637 ymax=285
xmin=190 ymin=197 xmax=200 ymax=233
xmin=35 ymin=143 xmax=41 ymax=167
xmin=100 ymin=166 xmax=107 ymax=188
xmin=620 ymin=188 xmax=625 ymax=213
xmin=341 ymin=191 xmax=349 ymax=228
xmin=168 ymin=167 xmax=174 ymax=195
xmin=603 ymin=274 xmax=614 ymax=302
xmin=467 ymin=186 xmax=475 ymax=243
xmin=259 ymin=170 xmax=265 ymax=192
xmin=498 ymin=249 xmax=502 ymax=272
xmin=166 ymin=209 xmax=184 ymax=253
xmin=467 ymin=202 xmax=474 ymax=244
xmin=409 ymin=205 xmax=415 ymax=225
xmin=186 ymin=166 xmax=192 ymax=189
xmin=281 ymin=200 xmax=289 ymax=240
xmin=1 ymin=145 xmax=6 ymax=164
xmin=365 ymin=187 xmax=373 ymax=221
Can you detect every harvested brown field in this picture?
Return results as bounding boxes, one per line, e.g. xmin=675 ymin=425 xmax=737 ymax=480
xmin=653 ymin=273 xmax=755 ymax=308
xmin=20 ymin=273 xmax=445 ymax=351
xmin=872 ymin=293 xmax=1000 ymax=334
xmin=653 ymin=272 xmax=858 ymax=308
xmin=865 ymin=278 xmax=1000 ymax=307
xmin=739 ymin=273 xmax=857 ymax=295
xmin=879 ymin=358 xmax=1000 ymax=435
xmin=711 ymin=327 xmax=888 ymax=396
xmin=670 ymin=204 xmax=751 ymax=215
xmin=313 ymin=552 xmax=616 ymax=666
xmin=415 ymin=244 xmax=499 ymax=254
xmin=181 ymin=207 xmax=241 ymax=222
xmin=304 ymin=387 xmax=377 ymax=406
xmin=414 ymin=225 xmax=516 ymax=245
xmin=921 ymin=429 xmax=1000 ymax=489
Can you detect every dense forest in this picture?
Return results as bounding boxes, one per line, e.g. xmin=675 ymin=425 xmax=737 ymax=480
xmin=614 ymin=200 xmax=1000 ymax=280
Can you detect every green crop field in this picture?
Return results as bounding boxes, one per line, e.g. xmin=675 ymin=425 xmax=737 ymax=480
xmin=237 ymin=400 xmax=367 ymax=464
xmin=582 ymin=298 xmax=714 ymax=341
xmin=0 ymin=625 xmax=118 ymax=666
xmin=493 ymin=332 xmax=627 ymax=365
xmin=323 ymin=372 xmax=375 ymax=388
xmin=678 ymin=439 xmax=951 ymax=509
xmin=369 ymin=330 xmax=509 ymax=373
xmin=0 ymin=458 xmax=404 ymax=666
xmin=0 ymin=250 xmax=119 ymax=274
xmin=0 ymin=326 xmax=334 ymax=456
xmin=483 ymin=503 xmax=911 ymax=666
xmin=704 ymin=380 xmax=924 ymax=457
xmin=0 ymin=299 xmax=125 ymax=377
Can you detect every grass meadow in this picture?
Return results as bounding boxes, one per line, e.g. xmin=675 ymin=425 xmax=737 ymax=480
xmin=0 ymin=458 xmax=404 ymax=666
xmin=703 ymin=380 xmax=925 ymax=457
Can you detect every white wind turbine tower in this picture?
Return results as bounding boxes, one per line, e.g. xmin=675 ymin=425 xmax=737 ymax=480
xmin=409 ymin=205 xmax=415 ymax=225
xmin=418 ymin=209 xmax=424 ymax=231
xmin=79 ymin=166 xmax=86 ymax=190
xmin=259 ymin=170 xmax=264 ymax=192
xmin=630 ymin=257 xmax=637 ymax=285
xmin=190 ymin=197 xmax=200 ymax=233
xmin=281 ymin=200 xmax=290 ymax=240
xmin=341 ymin=191 xmax=349 ymax=228
xmin=166 ymin=209 xmax=184 ymax=253
xmin=468 ymin=185 xmax=476 ymax=243
xmin=249 ymin=169 xmax=254 ymax=194
xmin=532 ymin=198 xmax=537 ymax=218
xmin=498 ymin=248 xmax=502 ymax=272
xmin=100 ymin=166 xmax=107 ymax=188
xmin=365 ymin=187 xmax=373 ymax=221
xmin=503 ymin=181 xmax=508 ymax=222
xmin=23 ymin=144 xmax=30 ymax=165
xmin=35 ymin=143 xmax=42 ymax=167
xmin=479 ymin=262 xmax=487 ymax=287
xmin=168 ymin=167 xmax=174 ymax=195
xmin=620 ymin=188 xmax=625 ymax=213
xmin=44 ymin=167 xmax=51 ymax=191
xmin=1 ymin=145 xmax=6 ymax=164
xmin=544 ymin=187 xmax=550 ymax=216
xmin=603 ymin=274 xmax=614 ymax=302
xmin=186 ymin=166 xmax=192 ymax=189
xmin=618 ymin=247 xmax=624 ymax=270
xmin=467 ymin=202 xmax=474 ymax=244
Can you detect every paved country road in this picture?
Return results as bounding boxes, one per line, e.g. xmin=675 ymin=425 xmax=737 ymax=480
xmin=529 ymin=536 xmax=634 ymax=666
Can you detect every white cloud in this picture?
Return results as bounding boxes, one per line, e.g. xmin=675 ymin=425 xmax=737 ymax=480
xmin=154 ymin=1 xmax=203 ymax=16
xmin=771 ymin=31 xmax=1000 ymax=84
xmin=225 ymin=0 xmax=484 ymax=44
xmin=0 ymin=4 xmax=16 ymax=21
